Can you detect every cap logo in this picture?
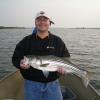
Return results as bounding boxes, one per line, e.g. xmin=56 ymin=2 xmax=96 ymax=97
xmin=40 ymin=11 xmax=45 ymax=15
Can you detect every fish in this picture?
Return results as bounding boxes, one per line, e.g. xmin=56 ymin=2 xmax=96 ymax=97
xmin=23 ymin=55 xmax=93 ymax=87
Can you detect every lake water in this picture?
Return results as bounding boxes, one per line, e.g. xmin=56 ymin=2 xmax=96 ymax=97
xmin=0 ymin=28 xmax=100 ymax=92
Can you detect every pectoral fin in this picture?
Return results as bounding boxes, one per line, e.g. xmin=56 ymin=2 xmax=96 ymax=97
xmin=40 ymin=63 xmax=49 ymax=67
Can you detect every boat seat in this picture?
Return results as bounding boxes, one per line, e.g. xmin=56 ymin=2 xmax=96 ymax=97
xmin=61 ymin=86 xmax=77 ymax=100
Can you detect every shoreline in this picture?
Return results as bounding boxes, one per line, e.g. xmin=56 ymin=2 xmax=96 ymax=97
xmin=0 ymin=26 xmax=26 ymax=29
xmin=0 ymin=26 xmax=100 ymax=29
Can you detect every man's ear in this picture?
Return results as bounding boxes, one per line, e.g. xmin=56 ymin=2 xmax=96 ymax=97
xmin=50 ymin=22 xmax=52 ymax=26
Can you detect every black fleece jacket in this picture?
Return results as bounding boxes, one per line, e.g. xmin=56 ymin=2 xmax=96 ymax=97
xmin=12 ymin=33 xmax=70 ymax=83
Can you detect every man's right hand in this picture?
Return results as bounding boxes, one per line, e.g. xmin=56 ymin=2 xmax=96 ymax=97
xmin=20 ymin=59 xmax=30 ymax=69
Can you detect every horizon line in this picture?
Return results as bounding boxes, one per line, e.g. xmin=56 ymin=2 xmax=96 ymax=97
xmin=0 ymin=26 xmax=100 ymax=29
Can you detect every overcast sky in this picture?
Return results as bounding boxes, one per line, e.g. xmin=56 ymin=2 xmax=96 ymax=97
xmin=0 ymin=0 xmax=100 ymax=28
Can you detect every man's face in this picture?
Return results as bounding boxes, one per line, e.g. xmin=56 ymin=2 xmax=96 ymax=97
xmin=35 ymin=16 xmax=50 ymax=32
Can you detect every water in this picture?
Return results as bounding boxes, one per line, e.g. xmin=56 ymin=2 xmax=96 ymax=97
xmin=0 ymin=28 xmax=100 ymax=92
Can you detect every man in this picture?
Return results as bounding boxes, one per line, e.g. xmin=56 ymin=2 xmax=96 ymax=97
xmin=12 ymin=11 xmax=70 ymax=100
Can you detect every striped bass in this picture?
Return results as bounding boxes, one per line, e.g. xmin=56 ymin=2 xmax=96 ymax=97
xmin=23 ymin=55 xmax=93 ymax=87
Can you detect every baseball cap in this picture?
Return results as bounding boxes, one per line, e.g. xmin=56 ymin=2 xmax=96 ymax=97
xmin=35 ymin=11 xmax=54 ymax=24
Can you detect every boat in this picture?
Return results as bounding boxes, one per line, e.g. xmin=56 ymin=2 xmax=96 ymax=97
xmin=0 ymin=70 xmax=100 ymax=100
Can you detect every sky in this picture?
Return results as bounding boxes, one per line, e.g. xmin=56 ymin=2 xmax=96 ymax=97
xmin=0 ymin=0 xmax=100 ymax=28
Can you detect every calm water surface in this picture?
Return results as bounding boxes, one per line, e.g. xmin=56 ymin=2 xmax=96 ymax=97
xmin=0 ymin=28 xmax=100 ymax=92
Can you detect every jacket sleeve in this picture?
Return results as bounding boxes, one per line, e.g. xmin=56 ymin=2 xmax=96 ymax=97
xmin=57 ymin=37 xmax=70 ymax=57
xmin=12 ymin=38 xmax=26 ymax=69
xmin=62 ymin=43 xmax=70 ymax=57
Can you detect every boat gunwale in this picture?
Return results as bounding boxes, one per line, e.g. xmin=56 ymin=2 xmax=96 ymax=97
xmin=0 ymin=70 xmax=100 ymax=98
xmin=0 ymin=70 xmax=19 ymax=83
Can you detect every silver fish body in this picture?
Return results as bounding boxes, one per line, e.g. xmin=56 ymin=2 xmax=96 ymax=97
xmin=23 ymin=55 xmax=93 ymax=87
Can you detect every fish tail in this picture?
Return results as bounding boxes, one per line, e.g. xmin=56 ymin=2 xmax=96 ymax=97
xmin=82 ymin=71 xmax=94 ymax=88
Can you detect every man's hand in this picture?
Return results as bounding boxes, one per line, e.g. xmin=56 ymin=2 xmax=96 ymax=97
xmin=57 ymin=67 xmax=66 ymax=75
xmin=20 ymin=59 xmax=30 ymax=69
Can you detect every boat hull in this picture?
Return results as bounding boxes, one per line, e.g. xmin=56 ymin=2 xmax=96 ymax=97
xmin=0 ymin=70 xmax=100 ymax=100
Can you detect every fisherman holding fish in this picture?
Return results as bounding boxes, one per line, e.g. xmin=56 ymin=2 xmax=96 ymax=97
xmin=12 ymin=11 xmax=70 ymax=100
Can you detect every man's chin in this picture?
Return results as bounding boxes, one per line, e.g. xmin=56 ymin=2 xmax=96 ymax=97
xmin=38 ymin=29 xmax=48 ymax=33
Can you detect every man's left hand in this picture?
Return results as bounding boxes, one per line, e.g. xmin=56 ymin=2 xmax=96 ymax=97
xmin=57 ymin=67 xmax=66 ymax=75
